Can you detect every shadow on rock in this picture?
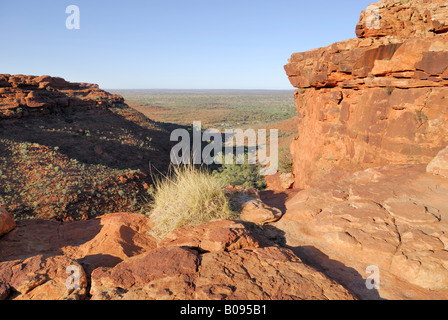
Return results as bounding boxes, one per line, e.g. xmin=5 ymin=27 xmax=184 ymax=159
xmin=259 ymin=190 xmax=290 ymax=213
xmin=262 ymin=224 xmax=384 ymax=300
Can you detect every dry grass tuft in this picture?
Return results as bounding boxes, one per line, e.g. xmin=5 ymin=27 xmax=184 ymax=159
xmin=149 ymin=165 xmax=236 ymax=239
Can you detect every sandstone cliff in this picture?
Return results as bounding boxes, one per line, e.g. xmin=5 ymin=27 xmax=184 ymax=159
xmin=285 ymin=0 xmax=448 ymax=188
xmin=277 ymin=0 xmax=448 ymax=300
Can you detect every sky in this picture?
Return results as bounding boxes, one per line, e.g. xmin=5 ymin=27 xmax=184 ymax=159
xmin=0 ymin=0 xmax=374 ymax=90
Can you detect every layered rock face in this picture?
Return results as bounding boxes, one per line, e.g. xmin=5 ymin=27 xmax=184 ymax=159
xmin=356 ymin=0 xmax=448 ymax=38
xmin=0 ymin=74 xmax=123 ymax=119
xmin=277 ymin=0 xmax=448 ymax=300
xmin=285 ymin=0 xmax=448 ymax=188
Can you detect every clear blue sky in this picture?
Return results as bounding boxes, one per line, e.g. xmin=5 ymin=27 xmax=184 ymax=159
xmin=0 ymin=0 xmax=373 ymax=89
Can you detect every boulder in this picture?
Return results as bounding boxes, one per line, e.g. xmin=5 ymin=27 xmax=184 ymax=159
xmin=240 ymin=199 xmax=283 ymax=225
xmin=90 ymin=245 xmax=356 ymax=300
xmin=427 ymin=145 xmax=448 ymax=178
xmin=0 ymin=212 xmax=157 ymax=274
xmin=0 ymin=205 xmax=15 ymax=237
xmin=158 ymin=219 xmax=261 ymax=252
xmin=0 ymin=255 xmax=88 ymax=300
xmin=225 ymin=185 xmax=284 ymax=225
xmin=265 ymin=172 xmax=295 ymax=191
xmin=90 ymin=246 xmax=200 ymax=299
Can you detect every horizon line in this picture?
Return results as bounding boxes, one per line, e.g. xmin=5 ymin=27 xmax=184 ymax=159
xmin=106 ymin=88 xmax=295 ymax=91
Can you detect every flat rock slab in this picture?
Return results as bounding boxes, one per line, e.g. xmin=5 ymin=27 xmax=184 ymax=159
xmin=90 ymin=246 xmax=356 ymax=301
xmin=0 ymin=212 xmax=157 ymax=274
xmin=273 ymin=164 xmax=448 ymax=300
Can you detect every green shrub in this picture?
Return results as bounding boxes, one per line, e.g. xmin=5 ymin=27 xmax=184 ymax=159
xmin=149 ymin=165 xmax=236 ymax=239
xmin=278 ymin=145 xmax=293 ymax=174
xmin=212 ymin=153 xmax=267 ymax=190
xmin=385 ymin=86 xmax=395 ymax=96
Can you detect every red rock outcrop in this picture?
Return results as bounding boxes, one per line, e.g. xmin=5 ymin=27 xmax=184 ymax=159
xmin=285 ymin=0 xmax=448 ymax=188
xmin=0 ymin=74 xmax=123 ymax=119
xmin=356 ymin=0 xmax=448 ymax=39
xmin=427 ymin=145 xmax=448 ymax=178
xmin=90 ymin=245 xmax=355 ymax=300
xmin=273 ymin=161 xmax=448 ymax=300
xmin=0 ymin=212 xmax=356 ymax=300
xmin=276 ymin=0 xmax=448 ymax=300
xmin=0 ymin=205 xmax=15 ymax=237
xmin=0 ymin=213 xmax=157 ymax=274
xmin=0 ymin=255 xmax=89 ymax=300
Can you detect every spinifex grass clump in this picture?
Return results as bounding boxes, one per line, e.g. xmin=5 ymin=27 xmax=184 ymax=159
xmin=149 ymin=165 xmax=236 ymax=239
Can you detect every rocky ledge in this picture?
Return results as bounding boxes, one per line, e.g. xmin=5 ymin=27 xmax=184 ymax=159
xmin=0 ymin=212 xmax=354 ymax=300
xmin=274 ymin=155 xmax=448 ymax=300
xmin=0 ymin=74 xmax=123 ymax=119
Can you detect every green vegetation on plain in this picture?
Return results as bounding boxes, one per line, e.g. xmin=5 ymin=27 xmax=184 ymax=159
xmin=112 ymin=89 xmax=296 ymax=130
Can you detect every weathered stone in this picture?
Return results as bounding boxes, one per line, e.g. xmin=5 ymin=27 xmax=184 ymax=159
xmin=90 ymin=246 xmax=356 ymax=300
xmin=273 ymin=165 xmax=448 ymax=300
xmin=225 ymin=185 xmax=284 ymax=225
xmin=0 ymin=212 xmax=157 ymax=274
xmin=427 ymin=145 xmax=448 ymax=178
xmin=0 ymin=205 xmax=15 ymax=237
xmin=265 ymin=172 xmax=295 ymax=191
xmin=0 ymin=255 xmax=88 ymax=300
xmin=240 ymin=199 xmax=284 ymax=225
xmin=0 ymin=74 xmax=123 ymax=119
xmin=91 ymin=247 xmax=200 ymax=293
xmin=356 ymin=0 xmax=448 ymax=39
xmin=158 ymin=219 xmax=260 ymax=252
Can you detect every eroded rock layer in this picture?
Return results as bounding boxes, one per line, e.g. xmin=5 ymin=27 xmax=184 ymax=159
xmin=285 ymin=0 xmax=448 ymax=188
xmin=0 ymin=74 xmax=123 ymax=119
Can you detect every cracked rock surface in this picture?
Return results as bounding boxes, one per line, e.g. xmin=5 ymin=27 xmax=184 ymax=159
xmin=0 ymin=213 xmax=355 ymax=300
xmin=273 ymin=164 xmax=448 ymax=300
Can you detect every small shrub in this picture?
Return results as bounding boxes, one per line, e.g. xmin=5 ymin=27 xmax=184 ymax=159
xmin=149 ymin=165 xmax=235 ymax=239
xmin=385 ymin=86 xmax=395 ymax=96
xmin=212 ymin=153 xmax=267 ymax=190
xmin=278 ymin=145 xmax=293 ymax=174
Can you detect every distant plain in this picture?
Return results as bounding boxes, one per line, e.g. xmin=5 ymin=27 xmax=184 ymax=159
xmin=110 ymin=89 xmax=297 ymax=131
